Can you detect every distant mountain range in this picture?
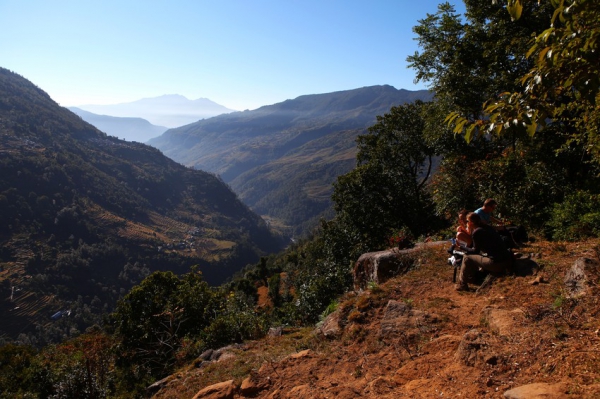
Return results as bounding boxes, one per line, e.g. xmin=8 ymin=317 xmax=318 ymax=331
xmin=0 ymin=68 xmax=282 ymax=343
xmin=148 ymin=85 xmax=433 ymax=237
xmin=75 ymin=94 xmax=236 ymax=128
xmin=68 ymin=107 xmax=168 ymax=142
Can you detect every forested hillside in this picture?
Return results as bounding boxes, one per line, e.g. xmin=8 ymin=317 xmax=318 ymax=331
xmin=149 ymin=85 xmax=432 ymax=237
xmin=0 ymin=67 xmax=283 ymax=346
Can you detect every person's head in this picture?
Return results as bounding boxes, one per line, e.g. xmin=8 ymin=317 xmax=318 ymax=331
xmin=483 ymin=198 xmax=497 ymax=211
xmin=466 ymin=212 xmax=482 ymax=228
xmin=458 ymin=209 xmax=469 ymax=224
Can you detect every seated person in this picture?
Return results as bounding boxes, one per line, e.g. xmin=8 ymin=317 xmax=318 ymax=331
xmin=475 ymin=198 xmax=504 ymax=227
xmin=455 ymin=212 xmax=512 ymax=291
xmin=456 ymin=209 xmax=472 ymax=247
xmin=476 ymin=198 xmax=526 ymax=247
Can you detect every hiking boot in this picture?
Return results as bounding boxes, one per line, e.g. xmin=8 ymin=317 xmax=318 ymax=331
xmin=455 ymin=283 xmax=469 ymax=292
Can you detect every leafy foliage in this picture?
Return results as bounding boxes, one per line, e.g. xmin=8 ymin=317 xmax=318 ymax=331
xmin=332 ymin=101 xmax=441 ymax=247
xmin=548 ymin=190 xmax=600 ymax=241
xmin=408 ymin=1 xmax=600 ymax=229
xmin=110 ymin=271 xmax=217 ymax=378
xmin=448 ymin=0 xmax=600 ymax=165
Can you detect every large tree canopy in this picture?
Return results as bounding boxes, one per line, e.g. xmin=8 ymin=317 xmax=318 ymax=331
xmin=447 ymin=0 xmax=600 ymax=163
xmin=406 ymin=0 xmax=600 ymax=230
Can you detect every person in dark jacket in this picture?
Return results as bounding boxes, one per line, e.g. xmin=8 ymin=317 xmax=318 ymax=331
xmin=455 ymin=212 xmax=512 ymax=291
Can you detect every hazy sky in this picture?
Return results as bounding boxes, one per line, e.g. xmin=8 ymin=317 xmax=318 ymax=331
xmin=1 ymin=1 xmax=466 ymax=111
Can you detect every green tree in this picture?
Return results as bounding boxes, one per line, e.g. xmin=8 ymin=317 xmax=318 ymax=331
xmin=449 ymin=0 xmax=600 ymax=165
xmin=408 ymin=1 xmax=553 ymax=130
xmin=332 ymin=100 xmax=439 ymax=247
xmin=407 ymin=0 xmax=595 ymax=228
xmin=110 ymin=270 xmax=217 ymax=380
xmin=0 ymin=344 xmax=37 ymax=398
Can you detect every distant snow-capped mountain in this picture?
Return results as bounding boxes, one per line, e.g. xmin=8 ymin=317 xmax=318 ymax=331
xmin=75 ymin=94 xmax=236 ymax=128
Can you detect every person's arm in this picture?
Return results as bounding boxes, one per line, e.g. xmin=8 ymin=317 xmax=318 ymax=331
xmin=491 ymin=215 xmax=504 ymax=225
xmin=460 ymin=229 xmax=481 ymax=254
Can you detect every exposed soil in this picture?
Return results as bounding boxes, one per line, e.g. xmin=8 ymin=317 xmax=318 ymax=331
xmin=153 ymin=238 xmax=600 ymax=398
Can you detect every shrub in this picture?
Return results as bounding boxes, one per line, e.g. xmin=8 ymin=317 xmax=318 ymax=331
xmin=548 ymin=190 xmax=600 ymax=241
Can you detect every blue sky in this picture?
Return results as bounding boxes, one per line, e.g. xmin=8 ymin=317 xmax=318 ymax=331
xmin=1 ymin=1 xmax=466 ymax=111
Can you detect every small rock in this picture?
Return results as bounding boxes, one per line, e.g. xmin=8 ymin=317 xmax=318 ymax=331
xmin=289 ymin=349 xmax=312 ymax=359
xmin=530 ymin=275 xmax=547 ymax=285
xmin=503 ymin=382 xmax=568 ymax=398
xmin=454 ymin=329 xmax=490 ymax=367
xmin=268 ymin=326 xmax=283 ymax=337
xmin=198 ymin=349 xmax=214 ymax=361
xmin=192 ymin=379 xmax=235 ymax=399
xmin=146 ymin=375 xmax=172 ymax=395
xmin=240 ymin=375 xmax=270 ymax=396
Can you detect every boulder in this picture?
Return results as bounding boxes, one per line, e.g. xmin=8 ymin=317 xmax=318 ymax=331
xmin=564 ymin=257 xmax=600 ymax=298
xmin=353 ymin=247 xmax=419 ymax=290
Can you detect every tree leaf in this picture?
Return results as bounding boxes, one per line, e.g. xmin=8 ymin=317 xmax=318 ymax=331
xmin=507 ymin=0 xmax=523 ymax=21
xmin=465 ymin=123 xmax=477 ymax=142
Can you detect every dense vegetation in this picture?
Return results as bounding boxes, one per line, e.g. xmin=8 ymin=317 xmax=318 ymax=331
xmin=2 ymin=1 xmax=600 ymax=398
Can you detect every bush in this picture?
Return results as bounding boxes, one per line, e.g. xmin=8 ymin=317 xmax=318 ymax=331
xmin=548 ymin=190 xmax=600 ymax=241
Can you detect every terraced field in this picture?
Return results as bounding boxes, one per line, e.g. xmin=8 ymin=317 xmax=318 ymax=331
xmin=0 ymin=240 xmax=60 ymax=340
xmin=89 ymin=205 xmax=237 ymax=262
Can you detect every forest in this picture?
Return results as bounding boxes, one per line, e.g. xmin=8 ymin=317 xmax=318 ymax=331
xmin=1 ymin=1 xmax=599 ymax=398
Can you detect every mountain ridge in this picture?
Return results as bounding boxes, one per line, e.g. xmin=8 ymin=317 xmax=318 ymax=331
xmin=68 ymin=107 xmax=168 ymax=142
xmin=148 ymin=85 xmax=432 ymax=236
